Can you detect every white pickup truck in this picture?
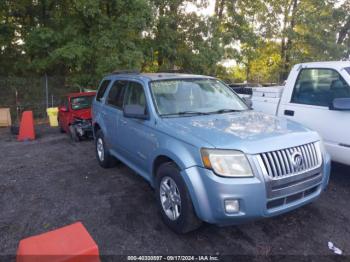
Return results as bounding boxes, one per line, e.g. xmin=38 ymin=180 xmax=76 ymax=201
xmin=251 ymin=61 xmax=350 ymax=166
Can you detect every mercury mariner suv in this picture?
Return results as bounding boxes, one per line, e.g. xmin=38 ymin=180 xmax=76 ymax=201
xmin=92 ymin=72 xmax=331 ymax=234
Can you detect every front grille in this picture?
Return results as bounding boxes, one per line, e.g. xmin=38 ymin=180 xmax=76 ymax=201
xmin=257 ymin=142 xmax=321 ymax=179
xmin=266 ymin=185 xmax=319 ymax=209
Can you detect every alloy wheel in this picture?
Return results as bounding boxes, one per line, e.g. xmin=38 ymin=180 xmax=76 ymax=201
xmin=97 ymin=138 xmax=104 ymax=162
xmin=160 ymin=176 xmax=181 ymax=221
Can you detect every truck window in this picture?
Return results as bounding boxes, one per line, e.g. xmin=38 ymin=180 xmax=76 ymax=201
xmin=96 ymin=80 xmax=111 ymax=102
xmin=124 ymin=82 xmax=146 ymax=109
xmin=106 ymin=80 xmax=128 ymax=109
xmin=291 ymin=68 xmax=350 ymax=107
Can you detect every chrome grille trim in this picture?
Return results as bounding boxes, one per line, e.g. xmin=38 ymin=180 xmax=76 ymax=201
xmin=256 ymin=142 xmax=322 ymax=180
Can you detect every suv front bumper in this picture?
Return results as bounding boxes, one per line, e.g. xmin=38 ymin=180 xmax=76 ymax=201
xmin=181 ymin=152 xmax=331 ymax=225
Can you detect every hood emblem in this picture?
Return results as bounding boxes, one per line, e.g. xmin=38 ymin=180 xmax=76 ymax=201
xmin=291 ymin=151 xmax=303 ymax=169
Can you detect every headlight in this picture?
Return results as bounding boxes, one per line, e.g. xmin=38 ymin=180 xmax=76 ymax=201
xmin=315 ymin=140 xmax=325 ymax=161
xmin=201 ymin=148 xmax=253 ymax=177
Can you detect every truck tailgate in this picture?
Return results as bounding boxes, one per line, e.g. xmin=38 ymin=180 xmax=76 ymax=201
xmin=251 ymin=86 xmax=284 ymax=115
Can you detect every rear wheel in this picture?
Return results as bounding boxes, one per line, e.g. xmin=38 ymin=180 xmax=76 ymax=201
xmin=95 ymin=130 xmax=116 ymax=168
xmin=155 ymin=162 xmax=202 ymax=234
xmin=58 ymin=118 xmax=65 ymax=133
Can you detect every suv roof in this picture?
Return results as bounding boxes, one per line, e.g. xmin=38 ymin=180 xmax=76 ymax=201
xmin=106 ymin=72 xmax=215 ymax=81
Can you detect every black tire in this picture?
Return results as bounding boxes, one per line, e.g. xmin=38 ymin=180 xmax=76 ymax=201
xmin=95 ymin=130 xmax=116 ymax=168
xmin=58 ymin=118 xmax=65 ymax=133
xmin=69 ymin=125 xmax=81 ymax=142
xmin=155 ymin=162 xmax=202 ymax=234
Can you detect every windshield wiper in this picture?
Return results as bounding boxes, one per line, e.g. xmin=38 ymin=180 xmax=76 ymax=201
xmin=209 ymin=109 xmax=244 ymax=114
xmin=162 ymin=111 xmax=210 ymax=117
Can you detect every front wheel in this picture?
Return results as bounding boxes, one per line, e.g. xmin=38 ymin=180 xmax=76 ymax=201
xmin=69 ymin=125 xmax=80 ymax=142
xmin=155 ymin=162 xmax=202 ymax=234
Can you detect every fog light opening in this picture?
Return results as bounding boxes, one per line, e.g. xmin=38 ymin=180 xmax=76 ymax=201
xmin=224 ymin=199 xmax=240 ymax=214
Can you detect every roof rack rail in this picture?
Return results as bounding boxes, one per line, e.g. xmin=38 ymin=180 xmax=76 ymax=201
xmin=111 ymin=70 xmax=140 ymax=75
xmin=156 ymin=69 xmax=187 ymax=74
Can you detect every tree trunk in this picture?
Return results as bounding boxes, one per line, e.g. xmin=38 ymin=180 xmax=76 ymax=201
xmin=338 ymin=16 xmax=350 ymax=44
xmin=280 ymin=0 xmax=298 ymax=82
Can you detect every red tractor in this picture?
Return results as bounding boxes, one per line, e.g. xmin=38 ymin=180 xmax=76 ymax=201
xmin=58 ymin=92 xmax=96 ymax=141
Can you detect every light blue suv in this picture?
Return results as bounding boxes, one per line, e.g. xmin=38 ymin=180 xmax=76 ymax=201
xmin=92 ymin=72 xmax=331 ymax=233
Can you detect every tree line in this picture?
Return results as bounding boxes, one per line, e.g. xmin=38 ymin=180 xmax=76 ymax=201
xmin=0 ymin=0 xmax=349 ymax=87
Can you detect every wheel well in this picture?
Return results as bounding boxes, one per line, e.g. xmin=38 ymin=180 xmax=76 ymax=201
xmin=153 ymin=155 xmax=175 ymax=178
xmin=93 ymin=123 xmax=101 ymax=134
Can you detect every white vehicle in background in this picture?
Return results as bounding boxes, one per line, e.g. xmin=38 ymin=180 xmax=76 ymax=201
xmin=251 ymin=61 xmax=350 ymax=166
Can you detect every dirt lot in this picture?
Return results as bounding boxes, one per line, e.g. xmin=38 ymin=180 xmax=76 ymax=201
xmin=0 ymin=125 xmax=349 ymax=261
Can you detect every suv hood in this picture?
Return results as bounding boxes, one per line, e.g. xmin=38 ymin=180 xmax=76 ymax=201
xmin=160 ymin=111 xmax=320 ymax=154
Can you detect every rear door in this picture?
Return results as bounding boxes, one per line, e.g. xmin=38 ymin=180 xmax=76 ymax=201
xmin=103 ymin=80 xmax=128 ymax=150
xmin=278 ymin=68 xmax=350 ymax=163
xmin=93 ymin=79 xmax=111 ymax=120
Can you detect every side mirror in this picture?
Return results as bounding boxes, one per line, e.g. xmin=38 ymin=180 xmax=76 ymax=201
xmin=329 ymin=98 xmax=350 ymax=111
xmin=59 ymin=106 xmax=68 ymax=112
xmin=123 ymin=104 xmax=149 ymax=120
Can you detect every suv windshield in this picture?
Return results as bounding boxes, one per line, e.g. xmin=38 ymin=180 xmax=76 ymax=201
xmin=71 ymin=96 xmax=94 ymax=110
xmin=150 ymin=78 xmax=248 ymax=116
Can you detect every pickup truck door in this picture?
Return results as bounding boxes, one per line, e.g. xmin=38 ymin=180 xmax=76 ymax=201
xmin=117 ymin=81 xmax=156 ymax=176
xmin=278 ymin=67 xmax=350 ymax=165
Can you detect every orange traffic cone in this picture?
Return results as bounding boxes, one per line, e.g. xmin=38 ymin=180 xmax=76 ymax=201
xmin=16 ymin=222 xmax=100 ymax=262
xmin=17 ymin=111 xmax=35 ymax=141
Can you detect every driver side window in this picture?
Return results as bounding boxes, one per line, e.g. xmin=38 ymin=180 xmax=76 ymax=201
xmin=291 ymin=68 xmax=350 ymax=107
xmin=123 ymin=81 xmax=147 ymax=109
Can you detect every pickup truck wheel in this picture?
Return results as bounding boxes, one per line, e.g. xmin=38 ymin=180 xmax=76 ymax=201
xmin=156 ymin=162 xmax=202 ymax=234
xmin=69 ymin=125 xmax=80 ymax=142
xmin=95 ymin=130 xmax=116 ymax=168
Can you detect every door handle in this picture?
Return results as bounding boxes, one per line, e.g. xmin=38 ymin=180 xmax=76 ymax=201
xmin=121 ymin=119 xmax=127 ymax=125
xmin=284 ymin=110 xmax=294 ymax=116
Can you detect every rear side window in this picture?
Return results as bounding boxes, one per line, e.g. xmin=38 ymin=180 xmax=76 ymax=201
xmin=96 ymin=80 xmax=111 ymax=102
xmin=106 ymin=80 xmax=128 ymax=108
xmin=291 ymin=68 xmax=350 ymax=107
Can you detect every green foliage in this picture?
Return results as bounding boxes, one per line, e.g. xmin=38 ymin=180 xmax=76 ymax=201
xmin=0 ymin=0 xmax=349 ymax=87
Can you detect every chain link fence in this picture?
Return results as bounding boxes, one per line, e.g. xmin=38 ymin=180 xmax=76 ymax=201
xmin=0 ymin=76 xmax=92 ymax=124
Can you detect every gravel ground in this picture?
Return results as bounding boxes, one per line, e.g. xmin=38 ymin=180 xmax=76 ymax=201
xmin=0 ymin=125 xmax=349 ymax=261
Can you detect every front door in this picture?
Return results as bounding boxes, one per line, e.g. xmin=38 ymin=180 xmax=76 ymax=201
xmin=117 ymin=81 xmax=156 ymax=176
xmin=278 ymin=68 xmax=350 ymax=164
